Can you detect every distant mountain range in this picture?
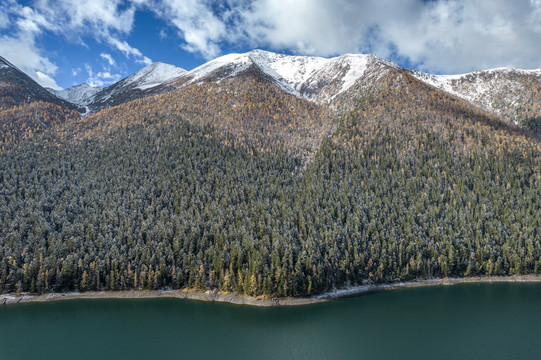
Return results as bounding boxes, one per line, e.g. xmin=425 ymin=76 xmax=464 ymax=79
xmin=23 ymin=49 xmax=539 ymax=131
xmin=0 ymin=49 xmax=540 ymax=147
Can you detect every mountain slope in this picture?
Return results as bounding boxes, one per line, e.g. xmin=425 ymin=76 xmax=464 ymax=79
xmin=0 ymin=56 xmax=78 ymax=110
xmin=409 ymin=68 xmax=541 ymax=132
xmin=0 ymin=60 xmax=539 ymax=296
xmin=72 ymin=49 xmax=539 ymax=136
xmin=0 ymin=56 xmax=81 ymax=148
xmin=160 ymin=50 xmax=540 ymax=133
xmin=76 ymin=65 xmax=334 ymax=164
xmin=161 ymin=49 xmax=396 ymax=106
xmin=89 ymin=62 xmax=186 ymax=111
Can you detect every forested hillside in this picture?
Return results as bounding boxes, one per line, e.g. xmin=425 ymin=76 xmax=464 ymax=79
xmin=0 ymin=101 xmax=80 ymax=149
xmin=0 ymin=56 xmax=81 ymax=149
xmin=71 ymin=71 xmax=334 ymax=164
xmin=1 ymin=69 xmax=539 ymax=297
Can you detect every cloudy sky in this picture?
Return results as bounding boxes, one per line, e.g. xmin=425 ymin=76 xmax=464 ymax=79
xmin=1 ymin=0 xmax=540 ymax=89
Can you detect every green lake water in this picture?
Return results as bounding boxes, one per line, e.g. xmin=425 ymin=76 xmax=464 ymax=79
xmin=1 ymin=283 xmax=540 ymax=359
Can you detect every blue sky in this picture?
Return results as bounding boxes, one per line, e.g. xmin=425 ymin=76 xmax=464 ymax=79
xmin=1 ymin=0 xmax=540 ymax=90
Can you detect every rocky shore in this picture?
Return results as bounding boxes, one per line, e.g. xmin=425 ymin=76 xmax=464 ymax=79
xmin=3 ymin=275 xmax=541 ymax=307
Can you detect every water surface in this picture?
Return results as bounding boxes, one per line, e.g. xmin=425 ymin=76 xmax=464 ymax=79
xmin=1 ymin=283 xmax=540 ymax=359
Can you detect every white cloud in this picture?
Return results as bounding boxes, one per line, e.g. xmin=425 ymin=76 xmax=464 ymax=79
xmin=107 ymin=38 xmax=143 ymax=58
xmin=136 ymin=56 xmax=153 ymax=66
xmin=0 ymin=1 xmax=62 ymax=88
xmin=35 ymin=0 xmax=152 ymax=66
xmin=0 ymin=34 xmax=61 ymax=89
xmin=100 ymin=53 xmax=116 ymax=66
xmin=35 ymin=71 xmax=61 ymax=89
xmin=97 ymin=71 xmax=120 ymax=80
xmin=239 ymin=0 xmax=366 ymax=55
xmin=84 ymin=63 xmax=93 ymax=77
xmin=84 ymin=64 xmax=122 ymax=86
xmin=232 ymin=0 xmax=541 ymax=73
xmin=134 ymin=0 xmax=541 ymax=71
xmin=35 ymin=0 xmax=135 ymax=36
xmin=375 ymin=0 xmax=541 ymax=73
xmin=0 ymin=8 xmax=10 ymax=28
xmin=150 ymin=0 xmax=228 ymax=59
xmin=1 ymin=0 xmax=540 ymax=87
xmin=16 ymin=5 xmax=57 ymax=34
xmin=0 ymin=0 xmax=151 ymax=88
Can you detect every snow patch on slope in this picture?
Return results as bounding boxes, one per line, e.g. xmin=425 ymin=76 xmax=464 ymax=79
xmin=409 ymin=66 xmax=541 ymax=127
xmin=334 ymin=54 xmax=369 ymax=94
xmin=247 ymin=50 xmax=330 ymax=96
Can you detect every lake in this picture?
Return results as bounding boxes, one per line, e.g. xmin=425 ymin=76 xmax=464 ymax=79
xmin=1 ymin=283 xmax=540 ymax=359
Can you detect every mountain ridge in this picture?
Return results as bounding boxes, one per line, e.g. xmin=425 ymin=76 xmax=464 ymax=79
xmin=87 ymin=61 xmax=187 ymax=111
xmin=44 ymin=49 xmax=539 ymax=133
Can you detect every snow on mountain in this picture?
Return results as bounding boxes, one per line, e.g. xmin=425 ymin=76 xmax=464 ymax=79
xmin=48 ymin=83 xmax=101 ymax=106
xmin=183 ymin=50 xmax=331 ymax=96
xmin=89 ymin=62 xmax=187 ymax=110
xmin=409 ymin=67 xmax=541 ymax=126
xmin=411 ymin=67 xmax=541 ymax=105
xmin=176 ymin=49 xmax=539 ymax=125
xmin=186 ymin=52 xmax=254 ymax=83
xmin=178 ymin=49 xmax=396 ymax=103
xmin=128 ymin=62 xmax=187 ymax=90
xmin=57 ymin=49 xmax=537 ymax=131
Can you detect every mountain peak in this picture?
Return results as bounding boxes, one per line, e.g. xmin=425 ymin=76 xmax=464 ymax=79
xmin=178 ymin=49 xmax=395 ymax=102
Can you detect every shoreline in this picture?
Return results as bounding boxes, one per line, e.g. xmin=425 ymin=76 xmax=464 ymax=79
xmin=2 ymin=275 xmax=541 ymax=307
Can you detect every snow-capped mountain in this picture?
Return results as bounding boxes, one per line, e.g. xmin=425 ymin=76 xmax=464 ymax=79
xmin=409 ymin=67 xmax=541 ymax=127
xmin=174 ymin=50 xmax=540 ymax=126
xmin=21 ymin=49 xmax=537 ymax=131
xmin=48 ymin=83 xmax=101 ymax=106
xmin=166 ymin=49 xmax=396 ymax=104
xmin=89 ymin=61 xmax=187 ymax=110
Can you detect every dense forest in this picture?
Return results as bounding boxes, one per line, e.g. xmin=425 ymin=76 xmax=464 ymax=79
xmin=1 ymin=70 xmax=540 ymax=296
